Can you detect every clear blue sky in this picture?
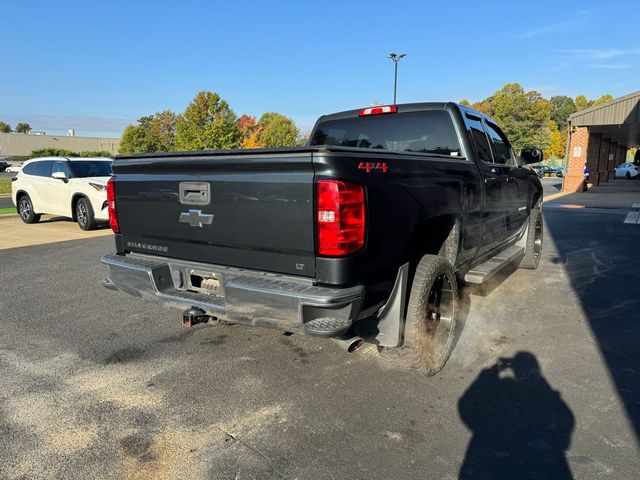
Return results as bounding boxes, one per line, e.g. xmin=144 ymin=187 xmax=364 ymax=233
xmin=1 ymin=0 xmax=639 ymax=137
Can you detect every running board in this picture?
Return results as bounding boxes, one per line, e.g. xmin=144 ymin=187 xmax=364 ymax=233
xmin=464 ymin=246 xmax=524 ymax=284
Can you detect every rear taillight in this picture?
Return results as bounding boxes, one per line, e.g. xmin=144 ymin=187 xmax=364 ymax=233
xmin=359 ymin=105 xmax=397 ymax=116
xmin=106 ymin=177 xmax=119 ymax=233
xmin=317 ymin=180 xmax=365 ymax=256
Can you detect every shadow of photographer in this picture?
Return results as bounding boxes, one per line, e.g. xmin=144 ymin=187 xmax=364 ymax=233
xmin=458 ymin=352 xmax=575 ymax=479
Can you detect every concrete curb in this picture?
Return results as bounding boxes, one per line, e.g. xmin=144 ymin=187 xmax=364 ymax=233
xmin=0 ymin=194 xmax=11 ymax=198
xmin=0 ymin=214 xmax=18 ymax=220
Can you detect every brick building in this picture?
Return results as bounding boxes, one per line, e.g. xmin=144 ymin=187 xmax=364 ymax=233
xmin=564 ymin=92 xmax=640 ymax=193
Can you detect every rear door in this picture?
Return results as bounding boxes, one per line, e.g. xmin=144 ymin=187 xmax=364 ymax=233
xmin=484 ymin=121 xmax=528 ymax=236
xmin=114 ymin=152 xmax=317 ymax=277
xmin=464 ymin=114 xmax=508 ymax=254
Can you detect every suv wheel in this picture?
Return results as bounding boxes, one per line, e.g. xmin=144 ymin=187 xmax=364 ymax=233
xmin=76 ymin=198 xmax=97 ymax=231
xmin=18 ymin=194 xmax=41 ymax=224
xmin=380 ymin=254 xmax=458 ymax=376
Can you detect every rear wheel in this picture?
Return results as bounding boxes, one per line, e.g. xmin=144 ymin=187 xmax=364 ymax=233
xmin=380 ymin=254 xmax=458 ymax=376
xmin=18 ymin=194 xmax=41 ymax=224
xmin=626 ymin=171 xmax=631 ymax=179
xmin=76 ymin=198 xmax=97 ymax=231
xmin=519 ymin=206 xmax=543 ymax=269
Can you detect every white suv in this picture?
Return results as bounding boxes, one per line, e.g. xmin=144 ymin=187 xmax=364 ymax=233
xmin=11 ymin=156 xmax=113 ymax=230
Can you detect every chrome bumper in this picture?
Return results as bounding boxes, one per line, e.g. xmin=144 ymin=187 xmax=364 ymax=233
xmin=101 ymin=253 xmax=364 ymax=334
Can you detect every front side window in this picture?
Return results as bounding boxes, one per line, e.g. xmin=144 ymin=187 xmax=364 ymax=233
xmin=51 ymin=161 xmax=70 ymax=177
xmin=485 ymin=122 xmax=514 ymax=166
xmin=310 ymin=110 xmax=462 ymax=157
xmin=69 ymin=161 xmax=113 ymax=178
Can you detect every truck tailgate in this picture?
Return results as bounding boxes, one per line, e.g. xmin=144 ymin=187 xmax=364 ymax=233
xmin=113 ymin=152 xmax=316 ymax=277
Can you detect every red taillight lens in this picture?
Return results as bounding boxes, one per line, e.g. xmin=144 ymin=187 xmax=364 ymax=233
xmin=106 ymin=177 xmax=119 ymax=233
xmin=317 ymin=180 xmax=365 ymax=256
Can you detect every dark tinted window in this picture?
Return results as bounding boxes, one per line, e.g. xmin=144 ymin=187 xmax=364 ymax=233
xmin=22 ymin=162 xmax=38 ymax=175
xmin=34 ymin=161 xmax=53 ymax=177
xmin=465 ymin=115 xmax=493 ymax=163
xmin=69 ymin=161 xmax=113 ymax=178
xmin=310 ymin=110 xmax=462 ymax=156
xmin=51 ymin=161 xmax=71 ymax=177
xmin=485 ymin=122 xmax=513 ymax=165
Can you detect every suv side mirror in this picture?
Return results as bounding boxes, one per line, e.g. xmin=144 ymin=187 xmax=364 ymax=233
xmin=52 ymin=171 xmax=68 ymax=181
xmin=519 ymin=148 xmax=543 ymax=164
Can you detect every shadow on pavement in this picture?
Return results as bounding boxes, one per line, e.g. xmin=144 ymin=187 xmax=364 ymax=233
xmin=544 ymin=206 xmax=640 ymax=444
xmin=458 ymin=352 xmax=575 ymax=479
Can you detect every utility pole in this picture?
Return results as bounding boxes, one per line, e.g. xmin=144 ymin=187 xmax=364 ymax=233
xmin=388 ymin=53 xmax=406 ymax=104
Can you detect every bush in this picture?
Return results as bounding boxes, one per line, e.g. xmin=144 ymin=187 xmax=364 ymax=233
xmin=30 ymin=149 xmax=112 ymax=158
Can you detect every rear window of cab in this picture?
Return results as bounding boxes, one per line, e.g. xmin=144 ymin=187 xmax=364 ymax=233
xmin=310 ymin=110 xmax=462 ymax=157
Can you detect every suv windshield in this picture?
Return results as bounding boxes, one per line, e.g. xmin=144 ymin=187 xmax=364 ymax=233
xmin=310 ymin=110 xmax=462 ymax=156
xmin=69 ymin=161 xmax=113 ymax=178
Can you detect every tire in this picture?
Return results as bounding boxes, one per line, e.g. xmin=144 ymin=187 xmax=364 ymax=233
xmin=519 ymin=206 xmax=543 ymax=269
xmin=76 ymin=198 xmax=97 ymax=231
xmin=626 ymin=172 xmax=631 ymax=179
xmin=380 ymin=255 xmax=458 ymax=376
xmin=17 ymin=194 xmax=41 ymax=224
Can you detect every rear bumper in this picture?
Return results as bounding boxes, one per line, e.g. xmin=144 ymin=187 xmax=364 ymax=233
xmin=101 ymin=252 xmax=364 ymax=335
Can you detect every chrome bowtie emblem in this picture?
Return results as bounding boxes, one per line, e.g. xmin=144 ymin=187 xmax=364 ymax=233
xmin=179 ymin=209 xmax=214 ymax=228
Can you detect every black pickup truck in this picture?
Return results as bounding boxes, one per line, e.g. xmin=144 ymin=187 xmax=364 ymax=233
xmin=102 ymin=102 xmax=543 ymax=375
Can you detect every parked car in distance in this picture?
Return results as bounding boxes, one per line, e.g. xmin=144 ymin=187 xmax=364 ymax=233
xmin=11 ymin=156 xmax=113 ymax=230
xmin=532 ymin=165 xmax=564 ymax=177
xmin=531 ymin=165 xmax=545 ymax=178
xmin=6 ymin=164 xmax=23 ymax=173
xmin=0 ymin=161 xmax=11 ymax=172
xmin=615 ymin=162 xmax=639 ymax=179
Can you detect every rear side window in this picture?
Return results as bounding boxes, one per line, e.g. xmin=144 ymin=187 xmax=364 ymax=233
xmin=22 ymin=163 xmax=38 ymax=175
xmin=310 ymin=110 xmax=462 ymax=156
xmin=485 ymin=122 xmax=514 ymax=165
xmin=465 ymin=115 xmax=493 ymax=163
xmin=34 ymin=161 xmax=53 ymax=177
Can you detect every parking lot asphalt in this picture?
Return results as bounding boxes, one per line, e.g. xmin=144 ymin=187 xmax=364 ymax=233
xmin=0 ymin=196 xmax=14 ymax=209
xmin=541 ymin=176 xmax=563 ymax=197
xmin=1 ymin=198 xmax=639 ymax=478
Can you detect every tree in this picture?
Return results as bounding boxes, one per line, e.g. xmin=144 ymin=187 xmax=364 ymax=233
xmin=546 ymin=122 xmax=566 ymax=159
xmin=147 ymin=110 xmax=179 ymax=152
xmin=490 ymin=83 xmax=552 ymax=152
xmin=175 ymin=91 xmax=240 ymax=150
xmin=237 ymin=114 xmax=264 ymax=148
xmin=15 ymin=122 xmax=31 ymax=134
xmin=574 ymin=95 xmax=590 ymax=111
xmin=0 ymin=121 xmax=11 ymax=133
xmin=550 ymin=96 xmax=576 ymax=130
xmin=460 ymin=99 xmax=471 ymax=106
xmin=119 ymin=111 xmax=179 ymax=154
xmin=592 ymin=94 xmax=614 ymax=106
xmin=258 ymin=112 xmax=301 ymax=147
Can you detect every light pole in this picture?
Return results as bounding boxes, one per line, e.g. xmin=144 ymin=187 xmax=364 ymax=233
xmin=388 ymin=52 xmax=406 ymax=105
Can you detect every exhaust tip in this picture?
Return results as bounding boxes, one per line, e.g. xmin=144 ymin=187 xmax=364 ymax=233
xmin=332 ymin=336 xmax=365 ymax=353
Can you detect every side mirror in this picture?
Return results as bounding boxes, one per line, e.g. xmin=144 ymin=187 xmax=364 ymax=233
xmin=52 ymin=171 xmax=68 ymax=181
xmin=519 ymin=148 xmax=543 ymax=165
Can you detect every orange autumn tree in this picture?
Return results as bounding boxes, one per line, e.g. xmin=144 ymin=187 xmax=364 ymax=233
xmin=237 ymin=114 xmax=264 ymax=149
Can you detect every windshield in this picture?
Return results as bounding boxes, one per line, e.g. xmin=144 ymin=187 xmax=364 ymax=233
xmin=69 ymin=161 xmax=113 ymax=178
xmin=310 ymin=110 xmax=462 ymax=156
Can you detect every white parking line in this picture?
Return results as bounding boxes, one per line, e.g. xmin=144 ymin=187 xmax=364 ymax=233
xmin=624 ymin=211 xmax=640 ymax=224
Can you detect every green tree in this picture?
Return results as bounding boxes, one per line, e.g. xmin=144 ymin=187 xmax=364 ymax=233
xmin=119 ymin=112 xmax=178 ymax=154
xmin=119 ymin=117 xmax=152 ymax=154
xmin=15 ymin=122 xmax=31 ymax=134
xmin=490 ymin=83 xmax=552 ymax=152
xmin=175 ymin=91 xmax=240 ymax=150
xmin=258 ymin=112 xmax=301 ymax=147
xmin=147 ymin=110 xmax=179 ymax=152
xmin=0 ymin=121 xmax=11 ymax=133
xmin=459 ymin=99 xmax=471 ymax=106
xmin=550 ymin=96 xmax=577 ymax=130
